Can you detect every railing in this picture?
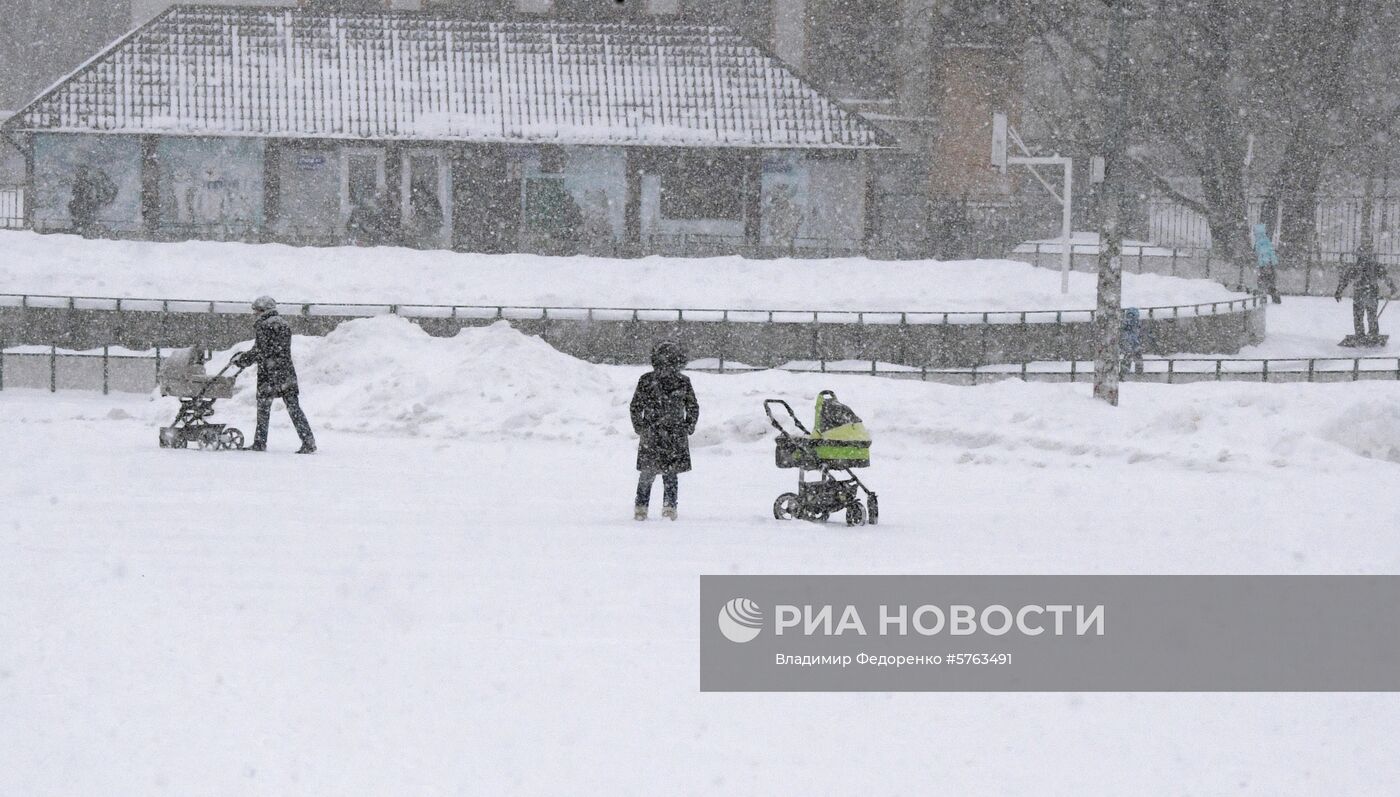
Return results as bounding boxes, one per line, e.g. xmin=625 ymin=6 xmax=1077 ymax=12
xmin=0 ymin=291 xmax=1266 ymax=326
xmin=696 ymin=355 xmax=1400 ymax=384
xmin=1146 ymin=194 xmax=1400 ymax=258
xmin=8 ymin=346 xmax=1394 ymax=396
xmin=0 ymin=345 xmax=167 ymax=394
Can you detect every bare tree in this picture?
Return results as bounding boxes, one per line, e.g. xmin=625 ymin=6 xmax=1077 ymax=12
xmin=1021 ymin=0 xmax=1400 ymax=265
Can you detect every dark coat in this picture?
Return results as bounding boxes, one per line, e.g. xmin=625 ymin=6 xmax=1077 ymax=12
xmin=1338 ymin=252 xmax=1395 ymax=302
xmin=234 ymin=310 xmax=299 ymax=398
xmin=630 ymin=369 xmax=699 ymax=474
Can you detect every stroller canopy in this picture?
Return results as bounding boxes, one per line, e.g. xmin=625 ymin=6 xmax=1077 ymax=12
xmin=814 ymin=390 xmax=871 ymax=466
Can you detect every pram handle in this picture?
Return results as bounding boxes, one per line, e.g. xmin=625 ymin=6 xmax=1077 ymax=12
xmin=763 ymin=399 xmax=810 ymax=437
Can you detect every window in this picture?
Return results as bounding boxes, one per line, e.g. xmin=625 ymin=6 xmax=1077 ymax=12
xmin=658 ymin=154 xmax=744 ymax=221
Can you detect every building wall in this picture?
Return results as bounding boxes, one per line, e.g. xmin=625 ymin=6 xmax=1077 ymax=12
xmin=31 ymin=133 xmax=143 ymax=233
xmin=928 ymin=46 xmax=1019 ymax=199
xmin=272 ymin=141 xmax=341 ymax=245
xmin=155 ymin=137 xmax=264 ymax=240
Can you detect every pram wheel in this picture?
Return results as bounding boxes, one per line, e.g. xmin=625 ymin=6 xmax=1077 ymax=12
xmin=219 ymin=428 xmax=244 ymax=450
xmin=867 ymin=495 xmax=879 ymax=525
xmin=773 ymin=493 xmax=800 ymax=520
xmin=846 ymin=501 xmax=866 ymax=527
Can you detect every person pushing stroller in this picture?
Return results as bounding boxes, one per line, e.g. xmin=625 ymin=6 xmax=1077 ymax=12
xmin=233 ymin=296 xmax=317 ymax=453
xmin=630 ymin=341 xmax=699 ymax=521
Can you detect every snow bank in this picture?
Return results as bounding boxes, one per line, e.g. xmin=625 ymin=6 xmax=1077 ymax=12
xmin=152 ymin=317 xmax=1400 ymax=472
xmin=1318 ymin=401 xmax=1400 ymax=464
xmin=0 ymin=230 xmax=1242 ymax=312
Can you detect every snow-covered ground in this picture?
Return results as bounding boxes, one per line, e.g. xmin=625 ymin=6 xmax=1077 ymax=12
xmin=1243 ymin=296 xmax=1400 ymax=358
xmin=0 ymin=230 xmax=1242 ymax=311
xmin=6 ymin=319 xmax=1400 ymax=793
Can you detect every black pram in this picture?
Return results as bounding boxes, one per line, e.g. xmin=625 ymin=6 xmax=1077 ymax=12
xmin=158 ymin=348 xmax=247 ymax=450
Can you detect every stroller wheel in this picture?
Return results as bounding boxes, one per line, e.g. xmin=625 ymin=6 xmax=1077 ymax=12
xmin=845 ymin=501 xmax=867 ymax=527
xmin=867 ymin=495 xmax=879 ymax=525
xmin=219 ymin=428 xmax=245 ymax=451
xmin=773 ymin=493 xmax=800 ymax=520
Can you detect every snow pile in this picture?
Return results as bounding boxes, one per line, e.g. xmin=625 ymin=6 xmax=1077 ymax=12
xmin=0 ymin=230 xmax=1242 ymax=312
xmin=1317 ymin=401 xmax=1400 ymax=464
xmin=218 ymin=318 xmax=622 ymax=441
xmin=150 ymin=317 xmax=1400 ymax=472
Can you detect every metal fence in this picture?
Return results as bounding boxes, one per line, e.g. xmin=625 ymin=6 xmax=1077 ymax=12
xmin=0 ymin=186 xmax=22 ymax=229
xmin=0 ymin=290 xmax=1264 ymax=326
xmin=1146 ymin=194 xmax=1400 ymax=263
xmin=0 ymin=345 xmax=166 ymax=394
xmin=695 ymin=355 xmax=1400 ymax=385
xmin=1010 ymin=240 xmax=1400 ymax=297
xmin=8 ymin=345 xmax=1392 ymax=397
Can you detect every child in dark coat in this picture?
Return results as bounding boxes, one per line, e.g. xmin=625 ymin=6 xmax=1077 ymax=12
xmin=630 ymin=341 xmax=700 ymax=520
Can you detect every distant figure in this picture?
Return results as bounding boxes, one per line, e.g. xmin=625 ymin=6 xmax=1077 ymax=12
xmin=68 ymin=165 xmax=117 ymax=237
xmin=630 ymin=341 xmax=699 ymax=521
xmin=1336 ymin=241 xmax=1397 ymax=346
xmin=233 ymin=296 xmax=317 ymax=453
xmin=1252 ymin=223 xmax=1281 ymax=304
xmin=1120 ymin=307 xmax=1149 ymax=376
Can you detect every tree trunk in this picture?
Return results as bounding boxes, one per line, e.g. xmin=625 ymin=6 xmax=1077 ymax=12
xmin=1267 ymin=126 xmax=1325 ymax=266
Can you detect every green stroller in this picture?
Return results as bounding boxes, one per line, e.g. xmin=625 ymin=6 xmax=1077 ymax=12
xmin=765 ymin=390 xmax=878 ymax=526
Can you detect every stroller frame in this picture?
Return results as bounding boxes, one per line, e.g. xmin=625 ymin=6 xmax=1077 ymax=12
xmin=764 ymin=399 xmax=878 ymax=526
xmin=158 ymin=354 xmax=248 ymax=451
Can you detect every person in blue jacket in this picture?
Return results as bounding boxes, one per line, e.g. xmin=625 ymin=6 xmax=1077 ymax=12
xmin=1120 ymin=307 xmax=1149 ymax=377
xmin=1252 ymin=223 xmax=1282 ymax=304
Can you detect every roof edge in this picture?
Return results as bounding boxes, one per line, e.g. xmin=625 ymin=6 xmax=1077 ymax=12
xmin=1 ymin=5 xmax=181 ymax=137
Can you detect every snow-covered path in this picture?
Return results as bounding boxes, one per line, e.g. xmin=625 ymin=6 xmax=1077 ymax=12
xmin=5 ymin=387 xmax=1400 ymax=794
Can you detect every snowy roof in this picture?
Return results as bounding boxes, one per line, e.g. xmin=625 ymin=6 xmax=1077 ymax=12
xmin=3 ymin=5 xmax=892 ymax=149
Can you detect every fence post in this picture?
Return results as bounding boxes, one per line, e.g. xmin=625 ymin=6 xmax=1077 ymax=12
xmin=103 ymin=345 xmax=109 ymax=395
xmin=1308 ymin=359 xmax=1316 ymax=383
xmin=50 ymin=345 xmax=57 ymax=392
xmin=1261 ymin=359 xmax=1269 ymax=383
xmin=0 ymin=339 xmax=4 ymax=391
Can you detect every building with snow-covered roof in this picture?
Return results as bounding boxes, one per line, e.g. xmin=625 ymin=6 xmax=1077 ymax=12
xmin=1 ymin=4 xmax=892 ymax=255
